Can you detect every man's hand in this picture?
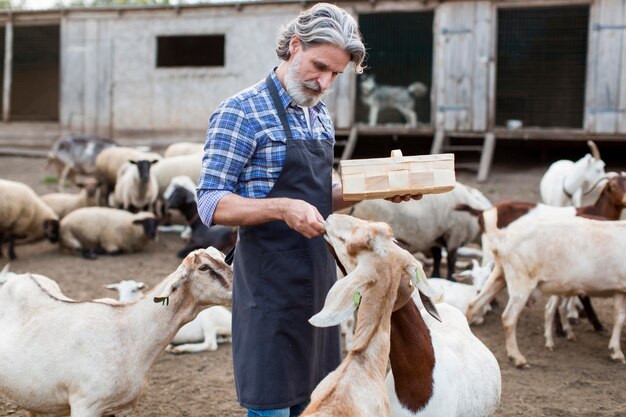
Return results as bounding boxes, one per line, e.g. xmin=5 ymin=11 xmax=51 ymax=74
xmin=281 ymin=199 xmax=326 ymax=238
xmin=385 ymin=194 xmax=423 ymax=203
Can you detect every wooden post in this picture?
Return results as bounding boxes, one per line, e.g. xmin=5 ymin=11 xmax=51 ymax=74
xmin=340 ymin=124 xmax=359 ymax=161
xmin=477 ymin=132 xmax=496 ymax=183
xmin=2 ymin=20 xmax=13 ymax=123
xmin=430 ymin=129 xmax=446 ymax=154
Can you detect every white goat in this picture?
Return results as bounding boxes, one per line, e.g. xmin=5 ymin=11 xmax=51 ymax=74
xmin=467 ymin=216 xmax=626 ymax=368
xmin=0 ymin=264 xmax=18 ymax=286
xmin=539 ymin=140 xmax=606 ymax=207
xmin=0 ymin=247 xmax=232 ymax=417
xmin=301 ymin=214 xmax=440 ymax=417
xmin=105 ymin=278 xmax=232 ymax=353
xmin=349 ymin=182 xmax=491 ymax=280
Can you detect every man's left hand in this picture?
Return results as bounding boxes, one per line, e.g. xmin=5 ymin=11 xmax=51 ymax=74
xmin=385 ymin=194 xmax=423 ymax=203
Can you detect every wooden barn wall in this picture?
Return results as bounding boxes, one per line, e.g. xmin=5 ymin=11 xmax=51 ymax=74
xmin=585 ymin=0 xmax=626 ymax=134
xmin=434 ymin=1 xmax=494 ymax=132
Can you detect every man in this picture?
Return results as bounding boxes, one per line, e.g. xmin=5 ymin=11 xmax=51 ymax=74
xmin=197 ymin=4 xmax=419 ymax=416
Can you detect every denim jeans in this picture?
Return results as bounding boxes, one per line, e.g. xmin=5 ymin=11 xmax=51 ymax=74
xmin=246 ymin=401 xmax=308 ymax=417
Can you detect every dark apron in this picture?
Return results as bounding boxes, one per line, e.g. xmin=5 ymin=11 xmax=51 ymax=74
xmin=231 ymin=75 xmax=341 ymax=410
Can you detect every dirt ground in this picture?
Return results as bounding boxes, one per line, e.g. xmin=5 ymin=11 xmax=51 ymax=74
xmin=1 ymin=154 xmax=625 ymax=417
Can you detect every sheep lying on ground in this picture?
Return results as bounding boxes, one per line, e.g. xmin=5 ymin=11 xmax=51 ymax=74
xmin=0 ymin=248 xmax=232 ymax=417
xmin=349 ymin=182 xmax=491 ymax=280
xmin=105 ymin=278 xmax=232 ymax=353
xmin=163 ymin=142 xmax=204 ymax=158
xmin=0 ymin=179 xmax=59 ymax=259
xmin=112 ymin=160 xmax=159 ymax=213
xmin=58 ymin=207 xmax=158 ymax=259
xmin=41 ymin=178 xmax=100 ymax=219
xmin=301 ymin=214 xmax=441 ymax=417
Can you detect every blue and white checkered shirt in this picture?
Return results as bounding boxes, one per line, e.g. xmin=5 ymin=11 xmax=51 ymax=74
xmin=197 ymin=69 xmax=335 ymax=226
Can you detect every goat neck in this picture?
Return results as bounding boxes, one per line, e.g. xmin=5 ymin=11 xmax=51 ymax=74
xmin=563 ymin=156 xmax=592 ymax=194
xmin=578 ymin=179 xmax=625 ymax=220
xmin=389 ymin=299 xmax=435 ymax=412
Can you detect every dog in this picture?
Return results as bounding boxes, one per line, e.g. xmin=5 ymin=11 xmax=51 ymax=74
xmin=359 ymin=74 xmax=428 ymax=127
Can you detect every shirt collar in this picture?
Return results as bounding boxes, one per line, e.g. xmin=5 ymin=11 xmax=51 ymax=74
xmin=269 ymin=67 xmax=325 ymax=114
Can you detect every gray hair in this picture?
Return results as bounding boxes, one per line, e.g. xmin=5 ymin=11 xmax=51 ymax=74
xmin=276 ymin=3 xmax=366 ymax=74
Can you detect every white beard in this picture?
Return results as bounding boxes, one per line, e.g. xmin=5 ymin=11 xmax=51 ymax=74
xmin=285 ymin=55 xmax=328 ymax=107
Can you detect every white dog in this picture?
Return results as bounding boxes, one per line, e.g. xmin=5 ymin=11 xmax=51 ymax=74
xmin=360 ymin=74 xmax=428 ymax=127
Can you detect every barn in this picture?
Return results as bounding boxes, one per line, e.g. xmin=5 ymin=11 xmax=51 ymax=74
xmin=0 ymin=0 xmax=625 ymax=178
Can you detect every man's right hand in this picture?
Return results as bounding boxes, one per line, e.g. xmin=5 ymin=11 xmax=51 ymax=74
xmin=281 ymin=199 xmax=326 ymax=238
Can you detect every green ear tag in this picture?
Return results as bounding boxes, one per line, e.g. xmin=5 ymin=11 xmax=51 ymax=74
xmin=161 ymin=297 xmax=169 ymax=306
xmin=353 ymin=291 xmax=361 ymax=307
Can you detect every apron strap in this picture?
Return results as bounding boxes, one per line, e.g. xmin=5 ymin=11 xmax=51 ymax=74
xmin=266 ymin=74 xmax=294 ymax=141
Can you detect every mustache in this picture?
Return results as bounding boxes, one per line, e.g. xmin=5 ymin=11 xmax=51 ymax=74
xmin=303 ymin=80 xmax=322 ymax=93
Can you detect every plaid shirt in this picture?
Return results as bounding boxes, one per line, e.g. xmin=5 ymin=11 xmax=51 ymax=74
xmin=197 ymin=69 xmax=335 ymax=226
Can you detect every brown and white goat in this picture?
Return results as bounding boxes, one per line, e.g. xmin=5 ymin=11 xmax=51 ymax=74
xmin=300 ymin=214 xmax=440 ymax=417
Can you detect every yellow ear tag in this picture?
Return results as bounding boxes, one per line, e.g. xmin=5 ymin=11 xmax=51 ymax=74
xmin=353 ymin=291 xmax=361 ymax=307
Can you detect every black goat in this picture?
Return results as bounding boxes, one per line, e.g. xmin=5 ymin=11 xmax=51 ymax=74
xmin=165 ymin=185 xmax=237 ymax=258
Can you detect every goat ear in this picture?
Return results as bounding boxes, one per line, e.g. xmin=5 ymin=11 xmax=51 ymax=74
xmin=408 ymin=263 xmax=442 ymax=322
xmin=137 ymin=282 xmax=146 ymax=289
xmin=104 ymin=284 xmax=118 ymax=291
xmin=309 ymin=267 xmax=370 ymax=328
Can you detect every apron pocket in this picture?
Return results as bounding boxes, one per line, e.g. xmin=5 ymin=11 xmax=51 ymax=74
xmin=259 ymin=248 xmax=313 ymax=314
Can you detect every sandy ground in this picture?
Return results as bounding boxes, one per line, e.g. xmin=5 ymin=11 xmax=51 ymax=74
xmin=0 ymin=154 xmax=625 ymax=417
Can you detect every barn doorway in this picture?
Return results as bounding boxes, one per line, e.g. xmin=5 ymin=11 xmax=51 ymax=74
xmin=10 ymin=24 xmax=60 ymax=121
xmin=357 ymin=12 xmax=434 ymax=127
xmin=495 ymin=6 xmax=589 ymax=128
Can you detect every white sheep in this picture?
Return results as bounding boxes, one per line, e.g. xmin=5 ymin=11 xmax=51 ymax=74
xmin=0 ymin=179 xmax=59 ymax=259
xmin=152 ymin=153 xmax=203 ymax=197
xmin=349 ymin=182 xmax=491 ymax=280
xmin=539 ymin=140 xmax=606 ymax=207
xmin=41 ymin=178 xmax=100 ymax=219
xmin=0 ymin=247 xmax=232 ymax=417
xmin=59 ymin=207 xmax=159 ymax=258
xmin=105 ymin=278 xmax=232 ymax=353
xmin=112 ymin=160 xmax=159 ymax=212
xmin=163 ymin=142 xmax=204 ymax=158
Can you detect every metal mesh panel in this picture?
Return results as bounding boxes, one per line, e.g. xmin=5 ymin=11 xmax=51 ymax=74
xmin=357 ymin=12 xmax=433 ymax=126
xmin=496 ymin=6 xmax=589 ymax=128
xmin=10 ymin=25 xmax=60 ymax=121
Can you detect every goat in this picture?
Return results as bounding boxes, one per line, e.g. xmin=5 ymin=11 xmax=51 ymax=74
xmin=467 ymin=216 xmax=626 ymax=368
xmin=349 ymin=182 xmax=491 ymax=281
xmin=539 ymin=140 xmax=606 ymax=207
xmin=164 ymin=178 xmax=236 ymax=258
xmin=46 ymin=135 xmax=117 ymax=191
xmin=301 ymin=214 xmax=441 ymax=417
xmin=0 ymin=247 xmax=232 ymax=416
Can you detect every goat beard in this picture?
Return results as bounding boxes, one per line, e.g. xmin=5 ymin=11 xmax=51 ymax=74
xmin=285 ymin=55 xmax=328 ymax=108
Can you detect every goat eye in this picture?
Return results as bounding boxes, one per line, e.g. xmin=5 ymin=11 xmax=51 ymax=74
xmin=199 ymin=264 xmax=210 ymax=271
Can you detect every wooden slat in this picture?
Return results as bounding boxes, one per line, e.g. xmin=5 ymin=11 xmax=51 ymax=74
xmin=2 ymin=22 xmax=12 ymax=122
xmin=584 ymin=0 xmax=599 ymax=132
xmin=473 ymin=2 xmax=492 ymax=131
xmin=620 ymin=5 xmax=626 ymax=133
xmin=61 ymin=20 xmax=86 ymax=132
xmin=457 ymin=2 xmax=473 ymax=131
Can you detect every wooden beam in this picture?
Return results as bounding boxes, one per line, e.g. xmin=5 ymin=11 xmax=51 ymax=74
xmin=2 ymin=21 xmax=12 ymax=123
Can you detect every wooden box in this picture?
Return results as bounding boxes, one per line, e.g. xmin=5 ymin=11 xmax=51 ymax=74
xmin=339 ymin=150 xmax=455 ymax=201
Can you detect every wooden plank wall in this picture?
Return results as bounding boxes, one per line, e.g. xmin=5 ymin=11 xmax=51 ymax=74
xmin=585 ymin=0 xmax=626 ymax=133
xmin=61 ymin=18 xmax=113 ymax=137
xmin=434 ymin=1 xmax=493 ymax=132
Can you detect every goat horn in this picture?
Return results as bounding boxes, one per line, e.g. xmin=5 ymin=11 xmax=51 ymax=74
xmin=587 ymin=140 xmax=601 ymax=160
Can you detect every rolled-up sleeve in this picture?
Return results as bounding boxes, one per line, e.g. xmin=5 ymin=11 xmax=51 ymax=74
xmin=197 ymin=98 xmax=255 ymax=226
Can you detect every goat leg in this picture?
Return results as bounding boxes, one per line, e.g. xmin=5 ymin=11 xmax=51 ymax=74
xmin=579 ymin=296 xmax=606 ymax=334
xmin=430 ymin=246 xmax=442 ymax=278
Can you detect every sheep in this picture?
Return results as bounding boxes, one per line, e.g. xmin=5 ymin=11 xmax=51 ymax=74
xmin=46 ymin=135 xmax=117 ymax=191
xmin=349 ymin=182 xmax=491 ymax=280
xmin=307 ymin=214 xmax=501 ymax=417
xmin=0 ymin=179 xmax=60 ymax=260
xmin=301 ymin=213 xmax=441 ymax=417
xmin=467 ymin=216 xmax=626 ymax=368
xmin=164 ymin=178 xmax=237 ymax=258
xmin=105 ymin=278 xmax=232 ymax=353
xmin=0 ymin=247 xmax=232 ymax=417
xmin=41 ymin=178 xmax=101 ymax=219
xmin=94 ymin=146 xmax=162 ymax=204
xmin=151 ymin=153 xmax=203 ymax=198
xmin=112 ymin=159 xmax=160 ymax=213
xmin=58 ymin=207 xmax=158 ymax=259
xmin=539 ymin=140 xmax=606 ymax=207
xmin=163 ymin=142 xmax=204 ymax=158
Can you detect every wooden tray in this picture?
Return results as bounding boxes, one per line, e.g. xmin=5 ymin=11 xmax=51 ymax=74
xmin=340 ymin=150 xmax=455 ymax=201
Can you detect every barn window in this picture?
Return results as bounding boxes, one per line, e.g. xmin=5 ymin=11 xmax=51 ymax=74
xmin=156 ymin=35 xmax=225 ymax=68
xmin=357 ymin=12 xmax=434 ymax=126
xmin=495 ymin=6 xmax=589 ymax=128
